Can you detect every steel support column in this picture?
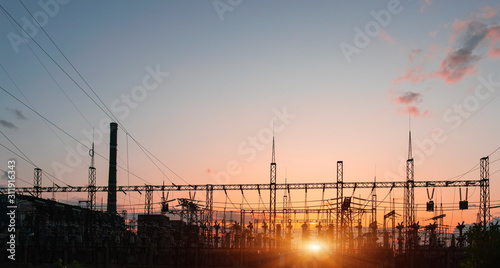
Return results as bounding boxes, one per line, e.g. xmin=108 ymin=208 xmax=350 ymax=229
xmin=480 ymin=156 xmax=490 ymax=227
xmin=34 ymin=168 xmax=42 ymax=198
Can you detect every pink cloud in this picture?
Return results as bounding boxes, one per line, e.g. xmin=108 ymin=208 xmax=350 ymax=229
xmin=397 ymin=106 xmax=430 ymax=118
xmin=450 ymin=20 xmax=474 ymax=42
xmin=486 ymin=25 xmax=500 ymax=58
xmin=391 ymin=91 xmax=422 ymax=105
xmin=489 ymin=47 xmax=500 ymax=58
xmin=424 ymin=45 xmax=438 ymax=62
xmin=429 ymin=29 xmax=439 ymax=37
xmin=389 ymin=91 xmax=429 ymax=118
xmin=433 ymin=57 xmax=478 ymax=84
xmin=453 ymin=20 xmax=473 ymax=31
xmin=430 ymin=129 xmax=444 ymax=136
xmin=393 ymin=48 xmax=433 ymax=84
xmin=380 ymin=30 xmax=395 ymax=44
xmin=486 ymin=26 xmax=500 ymax=41
xmin=393 ymin=45 xmax=438 ymax=84
xmin=408 ymin=48 xmax=422 ymax=63
xmin=420 ymin=0 xmax=433 ymax=12
xmin=434 ymin=22 xmax=500 ymax=84
xmin=393 ymin=65 xmax=426 ymax=84
xmin=480 ymin=6 xmax=497 ymax=19
xmin=434 ymin=20 xmax=490 ymax=83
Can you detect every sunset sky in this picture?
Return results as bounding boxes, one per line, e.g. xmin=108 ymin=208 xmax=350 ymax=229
xmin=0 ymin=0 xmax=500 ymax=227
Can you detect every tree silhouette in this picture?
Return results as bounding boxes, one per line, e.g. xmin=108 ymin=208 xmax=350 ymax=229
xmin=461 ymin=222 xmax=500 ymax=268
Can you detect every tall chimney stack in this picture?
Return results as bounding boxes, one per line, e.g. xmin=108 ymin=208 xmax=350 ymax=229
xmin=107 ymin=122 xmax=118 ymax=213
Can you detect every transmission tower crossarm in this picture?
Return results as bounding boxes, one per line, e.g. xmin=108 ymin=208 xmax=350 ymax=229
xmin=6 ymin=180 xmax=483 ymax=194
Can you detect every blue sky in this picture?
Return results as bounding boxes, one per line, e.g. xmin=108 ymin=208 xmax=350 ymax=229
xmin=0 ymin=0 xmax=499 ymax=224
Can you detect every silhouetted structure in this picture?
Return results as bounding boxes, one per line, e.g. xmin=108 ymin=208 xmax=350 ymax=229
xmin=107 ymin=122 xmax=118 ymax=214
xmin=0 ymin=126 xmax=493 ymax=267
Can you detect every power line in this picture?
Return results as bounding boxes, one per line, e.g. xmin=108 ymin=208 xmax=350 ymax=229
xmin=0 ymin=3 xmax=117 ymax=123
xmin=488 ymin=146 xmax=500 ymax=158
xmin=0 ymin=85 xmax=93 ymax=151
xmin=0 ymin=85 xmax=153 ymax=186
xmin=0 ymin=129 xmax=36 ymax=167
xmin=0 ymin=168 xmax=31 ymax=186
xmin=0 ymin=11 xmax=127 ymax=169
xmin=2 ymin=2 xmax=189 ymax=186
xmin=448 ymin=156 xmax=500 ymax=182
xmin=0 ymin=61 xmax=89 ymax=168
xmin=17 ymin=0 xmax=122 ymax=126
xmin=0 ymin=142 xmax=33 ymax=167
xmin=0 ymin=14 xmax=93 ymax=129
xmin=16 ymin=0 xmax=181 ymax=181
xmin=0 ymin=141 xmax=68 ymax=187
xmin=128 ymin=135 xmax=190 ymax=185
xmin=127 ymin=136 xmax=174 ymax=185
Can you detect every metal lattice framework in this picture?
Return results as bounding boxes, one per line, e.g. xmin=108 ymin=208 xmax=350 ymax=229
xmin=4 ymin=159 xmax=492 ymax=246
xmin=88 ymin=142 xmax=96 ymax=210
xmin=480 ymin=156 xmax=490 ymax=226
xmin=336 ymin=161 xmax=343 ymax=249
xmin=34 ymin=168 xmax=42 ymax=199
xmin=371 ymin=185 xmax=377 ymax=240
xmin=282 ymin=183 xmax=291 ymax=229
xmin=405 ymin=158 xmax=415 ymax=249
xmin=4 ymin=179 xmax=484 ymax=194
xmin=340 ymin=196 xmax=352 ymax=252
xmin=205 ymin=184 xmax=214 ymax=246
xmin=269 ymin=137 xmax=277 ymax=239
xmin=145 ymin=185 xmax=153 ymax=215
xmin=88 ymin=167 xmax=96 ymax=210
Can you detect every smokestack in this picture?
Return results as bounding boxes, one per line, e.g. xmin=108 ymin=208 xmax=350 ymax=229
xmin=107 ymin=122 xmax=118 ymax=213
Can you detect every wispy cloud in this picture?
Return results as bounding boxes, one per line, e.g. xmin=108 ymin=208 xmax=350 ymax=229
xmin=393 ymin=65 xmax=426 ymax=84
xmin=479 ymin=5 xmax=498 ymax=19
xmin=387 ymin=6 xmax=499 ymax=117
xmin=7 ymin=108 xmax=27 ymax=120
xmin=1 ymin=171 xmax=8 ymax=181
xmin=434 ymin=20 xmax=500 ymax=84
xmin=420 ymin=0 xmax=434 ymax=12
xmin=380 ymin=30 xmax=395 ymax=44
xmin=0 ymin=120 xmax=18 ymax=130
xmin=435 ymin=20 xmax=486 ymax=83
xmin=397 ymin=106 xmax=430 ymax=117
xmin=391 ymin=91 xmax=422 ymax=105
xmin=429 ymin=29 xmax=439 ymax=37
xmin=408 ymin=48 xmax=422 ymax=63
xmin=389 ymin=45 xmax=437 ymax=117
xmin=486 ymin=26 xmax=500 ymax=58
xmin=393 ymin=47 xmax=435 ymax=84
xmin=389 ymin=90 xmax=429 ymax=118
